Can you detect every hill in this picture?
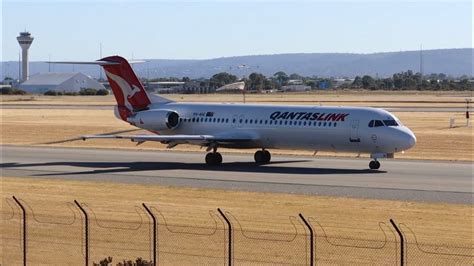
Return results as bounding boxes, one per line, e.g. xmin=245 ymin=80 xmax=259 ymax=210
xmin=1 ymin=48 xmax=472 ymax=79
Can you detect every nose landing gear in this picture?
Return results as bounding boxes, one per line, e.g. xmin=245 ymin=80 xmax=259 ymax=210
xmin=369 ymin=160 xmax=380 ymax=170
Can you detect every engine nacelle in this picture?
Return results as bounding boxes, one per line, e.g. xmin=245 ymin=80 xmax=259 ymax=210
xmin=127 ymin=109 xmax=180 ymax=131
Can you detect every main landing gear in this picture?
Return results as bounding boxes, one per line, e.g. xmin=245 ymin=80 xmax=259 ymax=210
xmin=369 ymin=160 xmax=381 ymax=170
xmin=204 ymin=149 xmax=272 ymax=166
xmin=205 ymin=152 xmax=222 ymax=166
xmin=254 ymin=150 xmax=271 ymax=164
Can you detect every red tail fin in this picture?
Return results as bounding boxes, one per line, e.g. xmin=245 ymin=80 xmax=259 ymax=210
xmin=100 ymin=56 xmax=151 ymax=120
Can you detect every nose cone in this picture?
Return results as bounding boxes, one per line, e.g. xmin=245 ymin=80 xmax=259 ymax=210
xmin=400 ymin=127 xmax=416 ymax=151
xmin=385 ymin=127 xmax=416 ymax=153
xmin=406 ymin=130 xmax=416 ymax=149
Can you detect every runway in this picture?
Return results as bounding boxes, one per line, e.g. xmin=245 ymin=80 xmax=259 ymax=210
xmin=1 ymin=145 xmax=472 ymax=204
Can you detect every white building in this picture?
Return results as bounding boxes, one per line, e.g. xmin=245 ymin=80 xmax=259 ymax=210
xmin=19 ymin=72 xmax=105 ymax=94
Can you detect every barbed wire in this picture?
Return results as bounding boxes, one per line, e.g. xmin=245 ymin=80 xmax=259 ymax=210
xmin=2 ymin=198 xmax=16 ymax=220
xmin=400 ymin=223 xmax=473 ymax=258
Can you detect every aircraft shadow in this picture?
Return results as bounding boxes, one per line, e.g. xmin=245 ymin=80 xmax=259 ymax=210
xmin=1 ymin=160 xmax=385 ymax=176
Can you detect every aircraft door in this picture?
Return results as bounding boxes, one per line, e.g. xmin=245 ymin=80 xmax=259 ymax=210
xmin=350 ymin=119 xmax=360 ymax=143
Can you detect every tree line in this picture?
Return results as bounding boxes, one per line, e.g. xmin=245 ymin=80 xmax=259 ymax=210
xmin=149 ymin=70 xmax=472 ymax=91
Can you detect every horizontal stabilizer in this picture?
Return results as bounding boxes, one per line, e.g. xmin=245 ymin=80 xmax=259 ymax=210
xmin=48 ymin=60 xmax=144 ymax=65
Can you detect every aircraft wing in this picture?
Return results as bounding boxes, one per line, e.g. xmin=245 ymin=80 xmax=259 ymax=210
xmin=81 ymin=132 xmax=259 ymax=146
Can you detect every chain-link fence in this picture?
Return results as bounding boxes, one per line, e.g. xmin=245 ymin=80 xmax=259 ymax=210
xmin=2 ymin=196 xmax=472 ymax=266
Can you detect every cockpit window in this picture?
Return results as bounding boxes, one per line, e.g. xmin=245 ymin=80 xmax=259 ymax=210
xmin=369 ymin=120 xmax=384 ymax=127
xmin=374 ymin=120 xmax=384 ymax=127
xmin=369 ymin=119 xmax=399 ymax=127
xmin=383 ymin=120 xmax=399 ymax=126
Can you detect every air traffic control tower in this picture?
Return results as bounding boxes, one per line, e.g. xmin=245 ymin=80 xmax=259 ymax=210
xmin=17 ymin=31 xmax=34 ymax=82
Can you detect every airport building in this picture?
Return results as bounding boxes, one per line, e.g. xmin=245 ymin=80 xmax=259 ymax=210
xmin=19 ymin=72 xmax=105 ymax=94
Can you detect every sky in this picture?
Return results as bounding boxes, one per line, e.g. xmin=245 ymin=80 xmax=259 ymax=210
xmin=2 ymin=0 xmax=472 ymax=61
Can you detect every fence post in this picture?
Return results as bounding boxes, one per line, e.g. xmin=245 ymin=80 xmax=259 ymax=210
xmin=142 ymin=203 xmax=157 ymax=266
xmin=299 ymin=214 xmax=314 ymax=266
xmin=217 ymin=208 xmax=232 ymax=266
xmin=74 ymin=200 xmax=89 ymax=266
xmin=12 ymin=196 xmax=27 ymax=266
xmin=390 ymin=219 xmax=404 ymax=266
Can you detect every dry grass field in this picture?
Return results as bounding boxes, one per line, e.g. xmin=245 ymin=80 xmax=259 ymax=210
xmin=1 ymin=177 xmax=472 ymax=265
xmin=1 ymin=91 xmax=472 ymax=161
xmin=1 ymin=92 xmax=472 ymax=264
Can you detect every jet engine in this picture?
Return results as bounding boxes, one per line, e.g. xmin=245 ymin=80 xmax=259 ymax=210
xmin=127 ymin=109 xmax=180 ymax=131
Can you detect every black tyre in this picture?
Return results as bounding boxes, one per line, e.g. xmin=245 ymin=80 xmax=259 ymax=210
xmin=214 ymin=152 xmax=223 ymax=165
xmin=254 ymin=150 xmax=264 ymax=164
xmin=205 ymin=153 xmax=215 ymax=165
xmin=369 ymin=160 xmax=377 ymax=169
xmin=369 ymin=160 xmax=381 ymax=170
xmin=206 ymin=152 xmax=222 ymax=166
xmin=263 ymin=150 xmax=271 ymax=163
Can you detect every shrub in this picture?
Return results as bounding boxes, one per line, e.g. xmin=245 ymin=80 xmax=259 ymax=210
xmin=79 ymin=88 xmax=98 ymax=95
xmin=1 ymin=87 xmax=27 ymax=95
xmin=44 ymin=90 xmax=58 ymax=96
xmin=96 ymin=88 xmax=109 ymax=95
xmin=93 ymin=257 xmax=153 ymax=266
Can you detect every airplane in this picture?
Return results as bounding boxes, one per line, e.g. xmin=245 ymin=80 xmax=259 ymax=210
xmin=56 ymin=56 xmax=416 ymax=169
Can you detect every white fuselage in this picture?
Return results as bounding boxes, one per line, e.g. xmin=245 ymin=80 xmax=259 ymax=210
xmin=133 ymin=102 xmax=416 ymax=156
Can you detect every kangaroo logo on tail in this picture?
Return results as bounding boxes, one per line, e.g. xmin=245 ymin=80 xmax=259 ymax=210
xmin=100 ymin=56 xmax=151 ymax=120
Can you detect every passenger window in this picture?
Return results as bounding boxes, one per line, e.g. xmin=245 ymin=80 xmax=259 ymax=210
xmin=323 ymin=122 xmax=327 ymax=127
xmin=226 ymin=118 xmax=229 ymax=123
xmin=285 ymin=121 xmax=288 ymax=125
xmin=328 ymin=122 xmax=332 ymax=126
xmin=260 ymin=120 xmax=263 ymax=124
xmin=318 ymin=122 xmax=321 ymax=127
xmin=245 ymin=119 xmax=248 ymax=123
xmin=233 ymin=119 xmax=236 ymax=123
xmin=334 ymin=122 xmax=337 ymax=127
xmin=265 ymin=120 xmax=268 ymax=124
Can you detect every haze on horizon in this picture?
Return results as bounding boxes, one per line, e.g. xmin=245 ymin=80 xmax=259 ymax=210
xmin=2 ymin=0 xmax=472 ymax=61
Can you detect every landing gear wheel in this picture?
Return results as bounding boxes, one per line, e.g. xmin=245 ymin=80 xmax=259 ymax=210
xmin=254 ymin=150 xmax=271 ymax=164
xmin=254 ymin=150 xmax=265 ymax=164
xmin=262 ymin=150 xmax=271 ymax=164
xmin=205 ymin=152 xmax=222 ymax=166
xmin=369 ymin=160 xmax=380 ymax=170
